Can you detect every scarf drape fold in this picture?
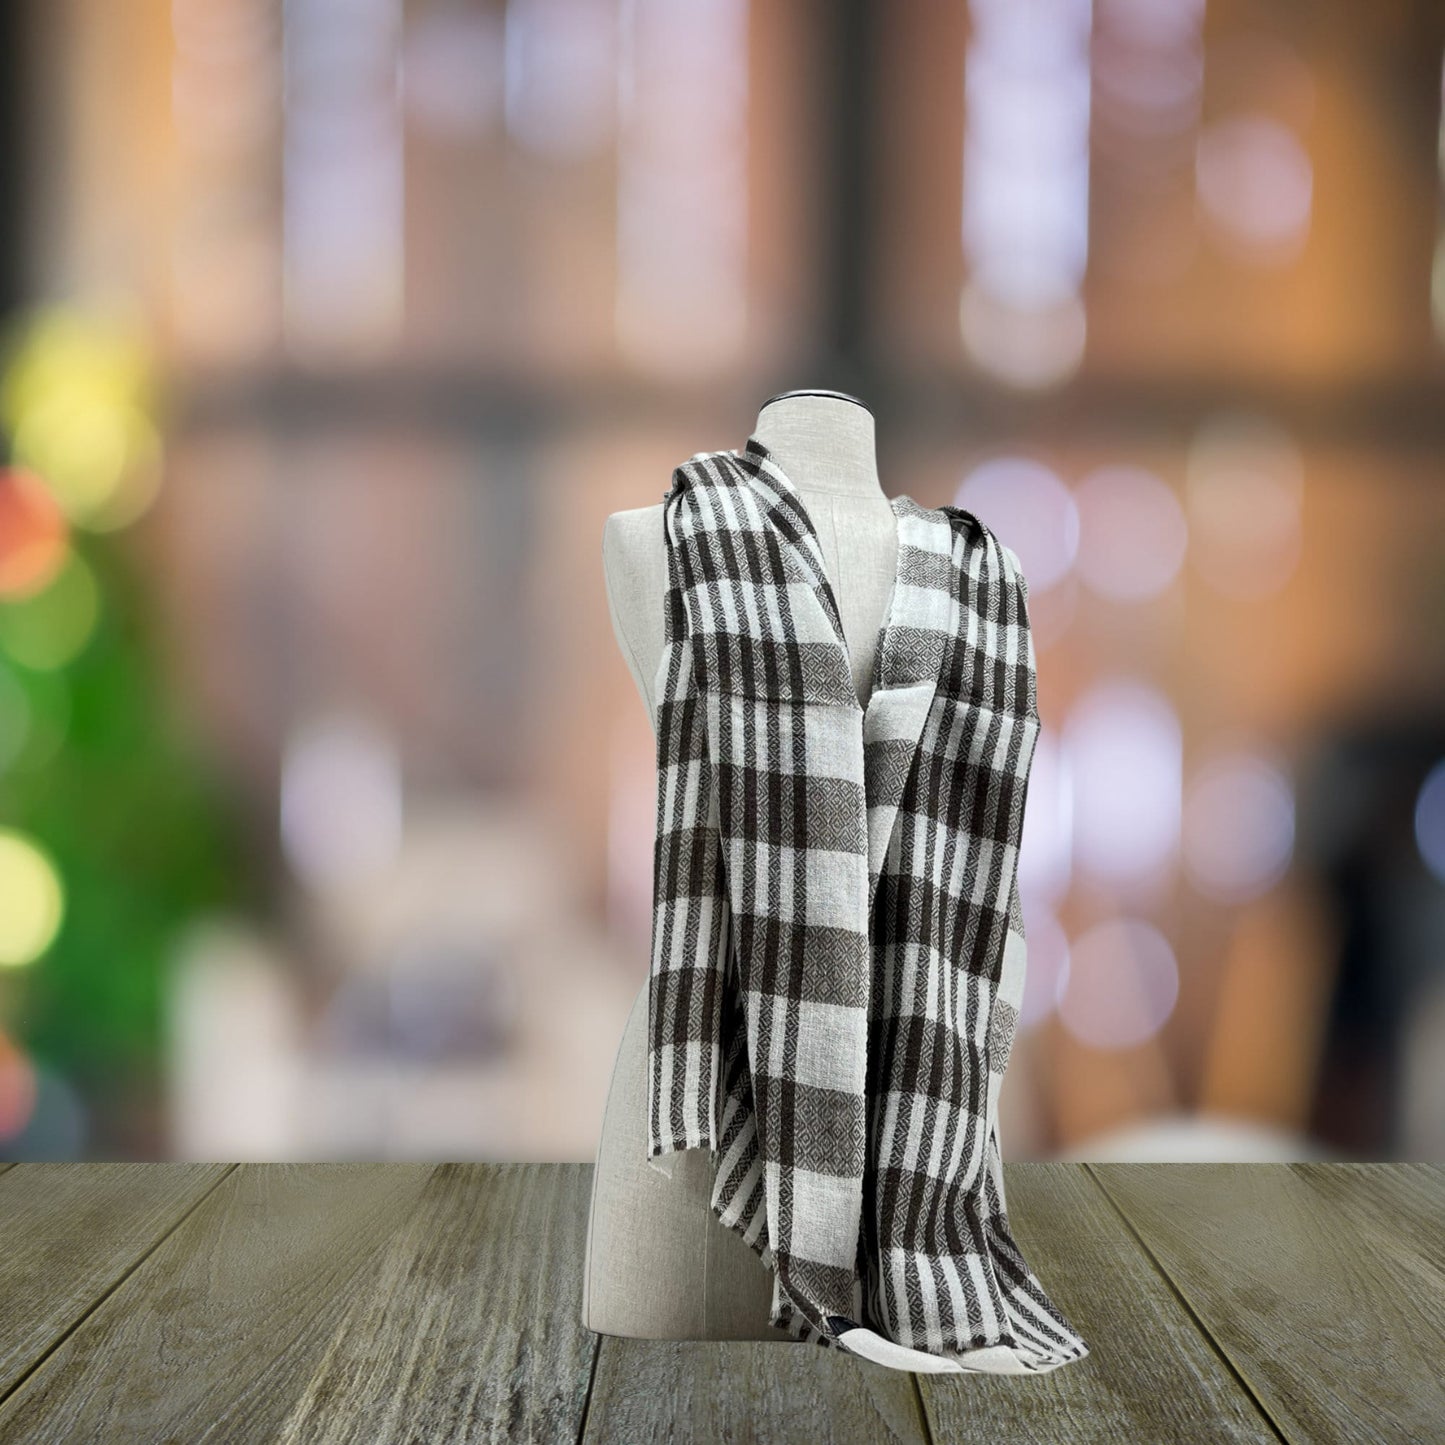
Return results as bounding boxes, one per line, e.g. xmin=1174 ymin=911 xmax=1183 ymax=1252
xmin=646 ymin=436 xmax=1088 ymax=1374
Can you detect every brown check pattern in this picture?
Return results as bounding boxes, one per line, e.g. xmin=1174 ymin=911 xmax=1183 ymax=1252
xmin=645 ymin=435 xmax=1088 ymax=1373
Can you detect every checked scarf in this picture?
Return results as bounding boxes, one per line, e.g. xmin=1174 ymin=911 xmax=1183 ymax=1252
xmin=646 ymin=434 xmax=1088 ymax=1375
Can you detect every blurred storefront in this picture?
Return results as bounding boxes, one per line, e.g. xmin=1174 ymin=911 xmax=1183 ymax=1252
xmin=1 ymin=0 xmax=1443 ymax=1162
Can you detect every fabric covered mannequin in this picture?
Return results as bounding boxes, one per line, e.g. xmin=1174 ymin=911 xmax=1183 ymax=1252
xmin=584 ymin=392 xmax=897 ymax=1339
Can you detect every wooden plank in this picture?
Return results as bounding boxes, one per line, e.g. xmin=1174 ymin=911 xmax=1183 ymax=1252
xmin=0 ymin=1163 xmax=599 ymax=1445
xmin=0 ymin=1164 xmax=434 ymax=1444
xmin=1094 ymin=1163 xmax=1445 ymax=1445
xmin=0 ymin=1163 xmax=232 ymax=1400
xmin=276 ymin=1163 xmax=599 ymax=1445
xmin=917 ymin=1164 xmax=1280 ymax=1444
xmin=583 ymin=1337 xmax=929 ymax=1444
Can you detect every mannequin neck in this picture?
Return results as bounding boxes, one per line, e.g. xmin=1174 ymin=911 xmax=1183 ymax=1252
xmin=752 ymin=394 xmax=883 ymax=499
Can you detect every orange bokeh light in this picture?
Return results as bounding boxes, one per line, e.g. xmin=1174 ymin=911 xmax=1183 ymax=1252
xmin=0 ymin=467 xmax=70 ymax=599
xmin=0 ymin=1030 xmax=38 ymax=1140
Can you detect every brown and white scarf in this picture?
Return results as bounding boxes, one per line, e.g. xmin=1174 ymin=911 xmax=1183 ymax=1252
xmin=646 ymin=434 xmax=1088 ymax=1374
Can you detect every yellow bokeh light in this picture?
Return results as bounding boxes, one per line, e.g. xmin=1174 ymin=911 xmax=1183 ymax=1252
xmin=12 ymin=400 xmax=160 ymax=529
xmin=1 ymin=306 xmax=161 ymax=532
xmin=88 ymin=422 xmax=163 ymax=533
xmin=0 ymin=307 xmax=150 ymax=431
xmin=14 ymin=400 xmax=128 ymax=515
xmin=0 ymin=829 xmax=64 ymax=967
xmin=0 ymin=553 xmax=101 ymax=671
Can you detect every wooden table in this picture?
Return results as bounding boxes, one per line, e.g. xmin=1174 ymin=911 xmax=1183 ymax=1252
xmin=0 ymin=1161 xmax=1439 ymax=1443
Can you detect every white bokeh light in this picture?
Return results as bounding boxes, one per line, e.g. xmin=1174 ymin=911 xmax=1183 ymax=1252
xmin=1065 ymin=678 xmax=1182 ymax=891
xmin=283 ymin=0 xmax=405 ymax=356
xmin=1075 ymin=465 xmax=1188 ymax=602
xmin=1183 ymin=750 xmax=1295 ymax=903
xmin=1415 ymin=760 xmax=1445 ymax=885
xmin=1059 ymin=917 xmax=1179 ymax=1050
xmin=1196 ymin=114 xmax=1312 ymax=262
xmin=959 ymin=285 xmax=1088 ymax=391
xmin=955 ymin=457 xmax=1080 ymax=594
xmin=1018 ymin=725 xmax=1073 ymax=906
xmin=961 ymin=0 xmax=1093 ymax=389
xmin=1019 ymin=899 xmax=1070 ymax=1032
xmin=504 ymin=0 xmax=617 ymax=159
xmin=1099 ymin=0 xmax=1206 ymax=49
xmin=281 ymin=712 xmax=403 ymax=889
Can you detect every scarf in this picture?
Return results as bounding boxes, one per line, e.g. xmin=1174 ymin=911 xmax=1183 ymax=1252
xmin=645 ymin=434 xmax=1089 ymax=1375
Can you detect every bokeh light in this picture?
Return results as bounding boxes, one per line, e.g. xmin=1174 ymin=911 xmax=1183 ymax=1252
xmin=503 ymin=0 xmax=617 ymax=161
xmin=0 ymin=553 xmax=102 ymax=671
xmin=2 ymin=667 xmax=69 ymax=774
xmin=1018 ymin=899 xmax=1070 ymax=1032
xmin=1 ymin=309 xmax=150 ymax=422
xmin=0 ymin=828 xmax=65 ymax=967
xmin=12 ymin=399 xmax=161 ymax=532
xmin=0 ymin=1029 xmax=39 ymax=1140
xmin=0 ymin=1064 xmax=88 ymax=1158
xmin=282 ymin=0 xmax=405 ymax=359
xmin=281 ymin=712 xmax=404 ymax=889
xmin=0 ymin=1 xmax=1434 ymax=1172
xmin=961 ymin=0 xmax=1092 ymax=388
xmin=1196 ymin=114 xmax=1312 ymax=263
xmin=1415 ymin=761 xmax=1445 ymax=886
xmin=0 ymin=467 xmax=70 ymax=598
xmin=1094 ymin=0 xmax=1204 ymax=135
xmin=1075 ymin=464 xmax=1188 ymax=601
xmin=1018 ymin=724 xmax=1073 ymax=906
xmin=1058 ymin=916 xmax=1180 ymax=1050
xmin=1065 ymin=677 xmax=1182 ymax=892
xmin=1183 ymin=750 xmax=1295 ymax=903
xmin=955 ymin=457 xmax=1080 ymax=593
xmin=0 ymin=307 xmax=162 ymax=531
xmin=959 ymin=284 xmax=1088 ymax=391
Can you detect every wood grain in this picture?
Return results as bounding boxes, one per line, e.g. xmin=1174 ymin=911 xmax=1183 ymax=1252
xmin=1094 ymin=1163 xmax=1445 ymax=1445
xmin=917 ymin=1164 xmax=1279 ymax=1445
xmin=583 ymin=1336 xmax=928 ymax=1444
xmin=0 ymin=1164 xmax=436 ymax=1445
xmin=0 ymin=1162 xmax=1437 ymax=1443
xmin=276 ymin=1163 xmax=599 ymax=1445
xmin=0 ymin=1162 xmax=232 ymax=1401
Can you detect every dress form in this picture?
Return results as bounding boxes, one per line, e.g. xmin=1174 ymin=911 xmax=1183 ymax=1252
xmin=583 ymin=393 xmax=900 ymax=1339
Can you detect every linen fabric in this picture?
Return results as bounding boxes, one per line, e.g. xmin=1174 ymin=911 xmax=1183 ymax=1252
xmin=645 ymin=435 xmax=1088 ymax=1374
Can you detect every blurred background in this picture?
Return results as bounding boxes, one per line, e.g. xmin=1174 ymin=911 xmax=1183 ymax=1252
xmin=1 ymin=0 xmax=1443 ymax=1163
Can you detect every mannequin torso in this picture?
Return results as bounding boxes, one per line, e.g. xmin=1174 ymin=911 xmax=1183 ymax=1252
xmin=583 ymin=393 xmax=900 ymax=1339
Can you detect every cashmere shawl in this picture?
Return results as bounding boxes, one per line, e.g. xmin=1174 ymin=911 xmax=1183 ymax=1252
xmin=646 ymin=435 xmax=1089 ymax=1375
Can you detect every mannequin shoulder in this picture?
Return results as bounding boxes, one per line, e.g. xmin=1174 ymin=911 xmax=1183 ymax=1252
xmin=602 ymin=502 xmax=665 ymax=565
xmin=598 ymin=502 xmax=664 ymax=598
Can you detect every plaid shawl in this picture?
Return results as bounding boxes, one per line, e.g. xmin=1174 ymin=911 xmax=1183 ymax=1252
xmin=646 ymin=435 xmax=1088 ymax=1375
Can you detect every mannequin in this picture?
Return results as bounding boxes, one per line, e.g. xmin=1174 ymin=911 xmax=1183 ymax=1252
xmin=583 ymin=391 xmax=901 ymax=1339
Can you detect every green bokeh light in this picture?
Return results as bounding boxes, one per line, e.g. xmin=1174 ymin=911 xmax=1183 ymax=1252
xmin=0 ymin=553 xmax=101 ymax=671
